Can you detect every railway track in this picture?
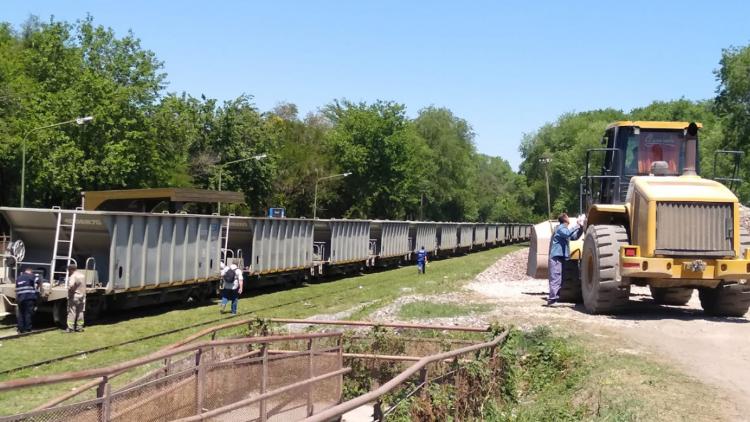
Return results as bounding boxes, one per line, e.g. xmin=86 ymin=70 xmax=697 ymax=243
xmin=0 ymin=282 xmax=363 ymax=376
xmin=0 ymin=327 xmax=56 ymax=341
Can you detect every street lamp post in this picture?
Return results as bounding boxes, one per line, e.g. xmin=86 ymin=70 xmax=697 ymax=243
xmin=539 ymin=156 xmax=552 ymax=219
xmin=313 ymin=172 xmax=351 ymax=220
xmin=216 ymin=153 xmax=267 ymax=214
xmin=20 ymin=116 xmax=93 ymax=207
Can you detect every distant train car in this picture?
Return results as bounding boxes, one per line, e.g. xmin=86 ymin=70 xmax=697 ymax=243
xmin=369 ymin=220 xmax=410 ymax=266
xmin=473 ymin=224 xmax=487 ymax=248
xmin=437 ymin=223 xmax=459 ymax=255
xmin=313 ymin=219 xmax=370 ymax=275
xmin=457 ymin=223 xmax=473 ymax=251
xmin=409 ymin=222 xmax=438 ymax=255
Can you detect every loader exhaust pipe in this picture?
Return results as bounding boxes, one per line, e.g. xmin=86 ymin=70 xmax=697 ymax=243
xmin=683 ymin=122 xmax=699 ymax=176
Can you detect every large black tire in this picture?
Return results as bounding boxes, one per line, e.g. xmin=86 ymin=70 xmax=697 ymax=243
xmin=699 ymin=284 xmax=750 ymax=317
xmin=650 ymin=287 xmax=693 ymax=306
xmin=559 ymin=260 xmax=582 ymax=303
xmin=581 ymin=224 xmax=631 ymax=314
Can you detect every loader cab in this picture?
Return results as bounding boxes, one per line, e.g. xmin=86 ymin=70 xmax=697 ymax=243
xmin=582 ymin=121 xmax=701 ymax=208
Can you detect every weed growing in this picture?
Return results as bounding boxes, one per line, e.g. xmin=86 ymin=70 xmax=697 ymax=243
xmin=397 ymin=301 xmax=491 ymax=319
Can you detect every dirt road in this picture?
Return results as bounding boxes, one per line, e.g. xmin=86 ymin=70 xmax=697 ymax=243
xmin=466 ymin=248 xmax=750 ymax=421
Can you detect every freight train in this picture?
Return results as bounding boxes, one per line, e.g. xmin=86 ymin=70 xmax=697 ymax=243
xmin=0 ymin=189 xmax=531 ymax=325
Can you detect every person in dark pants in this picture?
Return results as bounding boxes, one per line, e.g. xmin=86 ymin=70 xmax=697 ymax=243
xmin=548 ymin=213 xmax=583 ymax=306
xmin=219 ymin=263 xmax=243 ymax=315
xmin=15 ymin=268 xmax=40 ymax=333
xmin=416 ymin=246 xmax=428 ymax=274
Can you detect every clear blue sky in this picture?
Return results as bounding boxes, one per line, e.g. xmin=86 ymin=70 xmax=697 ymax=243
xmin=5 ymin=1 xmax=750 ymax=169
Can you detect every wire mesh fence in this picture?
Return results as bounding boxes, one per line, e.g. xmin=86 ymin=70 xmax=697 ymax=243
xmin=0 ymin=332 xmax=345 ymax=422
xmin=0 ymin=318 xmax=506 ymax=422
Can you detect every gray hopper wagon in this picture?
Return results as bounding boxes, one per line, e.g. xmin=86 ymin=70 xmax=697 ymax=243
xmin=313 ymin=219 xmax=371 ymax=274
xmin=473 ymin=224 xmax=488 ymax=248
xmin=223 ymin=216 xmax=315 ymax=284
xmin=0 ymin=189 xmax=243 ymax=323
xmin=458 ymin=224 xmax=474 ymax=250
xmin=409 ymin=222 xmax=439 ymax=255
xmin=369 ymin=221 xmax=410 ymax=266
xmin=437 ymin=223 xmax=459 ymax=254
xmin=486 ymin=224 xmax=499 ymax=246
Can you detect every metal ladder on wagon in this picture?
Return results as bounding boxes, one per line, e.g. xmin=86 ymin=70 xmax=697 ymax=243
xmin=50 ymin=206 xmax=81 ymax=287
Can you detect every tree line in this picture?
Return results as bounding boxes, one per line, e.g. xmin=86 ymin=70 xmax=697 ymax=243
xmin=0 ymin=16 xmax=528 ymax=222
xmin=1 ymin=16 xmax=749 ymax=223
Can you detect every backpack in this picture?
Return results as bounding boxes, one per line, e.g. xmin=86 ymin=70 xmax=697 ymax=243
xmin=222 ymin=269 xmax=236 ymax=290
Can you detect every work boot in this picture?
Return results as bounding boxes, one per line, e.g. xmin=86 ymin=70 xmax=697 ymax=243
xmin=65 ymin=328 xmax=74 ymax=333
xmin=75 ymin=327 xmax=85 ymax=332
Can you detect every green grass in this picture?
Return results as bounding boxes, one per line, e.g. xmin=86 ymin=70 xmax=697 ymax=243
xmin=481 ymin=327 xmax=728 ymax=422
xmin=0 ymin=245 xmax=521 ymax=415
xmin=397 ymin=301 xmax=491 ymax=319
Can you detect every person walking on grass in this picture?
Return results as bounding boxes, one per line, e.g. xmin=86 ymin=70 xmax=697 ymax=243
xmin=220 ymin=263 xmax=243 ymax=315
xmin=547 ymin=213 xmax=583 ymax=306
xmin=66 ymin=263 xmax=86 ymax=332
xmin=15 ymin=268 xmax=40 ymax=333
xmin=416 ymin=246 xmax=428 ymax=274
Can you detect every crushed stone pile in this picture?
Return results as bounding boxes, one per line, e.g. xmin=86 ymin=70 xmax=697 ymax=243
xmin=473 ymin=248 xmax=536 ymax=284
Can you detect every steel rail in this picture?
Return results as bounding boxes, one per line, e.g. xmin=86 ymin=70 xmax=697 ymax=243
xmin=0 ymin=283 xmax=363 ymax=376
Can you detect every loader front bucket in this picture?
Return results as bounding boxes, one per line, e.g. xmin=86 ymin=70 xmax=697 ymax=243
xmin=527 ymin=220 xmax=557 ymax=279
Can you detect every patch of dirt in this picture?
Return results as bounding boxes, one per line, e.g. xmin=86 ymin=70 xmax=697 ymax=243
xmin=466 ymin=248 xmax=750 ymax=421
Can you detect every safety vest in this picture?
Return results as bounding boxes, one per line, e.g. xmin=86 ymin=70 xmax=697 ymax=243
xmin=15 ymin=273 xmax=38 ymax=301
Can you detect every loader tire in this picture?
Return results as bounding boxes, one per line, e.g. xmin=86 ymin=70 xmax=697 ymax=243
xmin=649 ymin=287 xmax=693 ymax=306
xmin=559 ymin=260 xmax=582 ymax=303
xmin=581 ymin=224 xmax=630 ymax=314
xmin=699 ymin=284 xmax=750 ymax=317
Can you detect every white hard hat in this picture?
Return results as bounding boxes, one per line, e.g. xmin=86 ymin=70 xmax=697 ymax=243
xmin=229 ymin=264 xmax=238 ymax=270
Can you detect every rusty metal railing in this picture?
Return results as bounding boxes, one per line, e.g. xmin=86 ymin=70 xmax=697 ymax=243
xmin=0 ymin=332 xmax=346 ymax=422
xmin=302 ymin=329 xmax=509 ymax=422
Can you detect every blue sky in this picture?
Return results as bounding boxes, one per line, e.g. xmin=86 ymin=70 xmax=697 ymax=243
xmin=4 ymin=1 xmax=750 ymax=168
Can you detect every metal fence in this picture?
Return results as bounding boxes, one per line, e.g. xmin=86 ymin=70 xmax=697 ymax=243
xmin=1 ymin=318 xmax=509 ymax=422
xmin=0 ymin=332 xmax=346 ymax=422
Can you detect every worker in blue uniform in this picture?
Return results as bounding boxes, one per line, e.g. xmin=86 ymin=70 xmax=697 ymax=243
xmin=15 ymin=268 xmax=40 ymax=333
xmin=416 ymin=246 xmax=428 ymax=274
xmin=548 ymin=213 xmax=584 ymax=306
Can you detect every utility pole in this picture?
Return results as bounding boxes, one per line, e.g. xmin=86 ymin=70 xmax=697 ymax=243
xmin=539 ymin=156 xmax=552 ymax=219
xmin=420 ymin=193 xmax=425 ymax=220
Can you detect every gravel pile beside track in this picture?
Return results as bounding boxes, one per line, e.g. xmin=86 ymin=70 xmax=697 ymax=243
xmin=473 ymin=248 xmax=534 ymax=283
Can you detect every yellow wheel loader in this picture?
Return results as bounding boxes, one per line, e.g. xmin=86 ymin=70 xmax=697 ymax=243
xmin=529 ymin=121 xmax=750 ymax=316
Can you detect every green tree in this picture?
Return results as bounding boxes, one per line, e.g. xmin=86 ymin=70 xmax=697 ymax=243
xmin=264 ymin=104 xmax=333 ymax=218
xmin=323 ymin=100 xmax=432 ymax=219
xmin=519 ymin=109 xmax=626 ymax=218
xmin=715 ymin=44 xmax=750 ymax=201
xmin=413 ymin=107 xmax=478 ymax=221
xmin=0 ymin=16 xmax=166 ymax=207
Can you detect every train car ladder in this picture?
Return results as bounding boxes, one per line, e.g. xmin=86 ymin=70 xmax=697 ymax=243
xmin=220 ymin=214 xmax=233 ymax=265
xmin=50 ymin=207 xmax=81 ymax=287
